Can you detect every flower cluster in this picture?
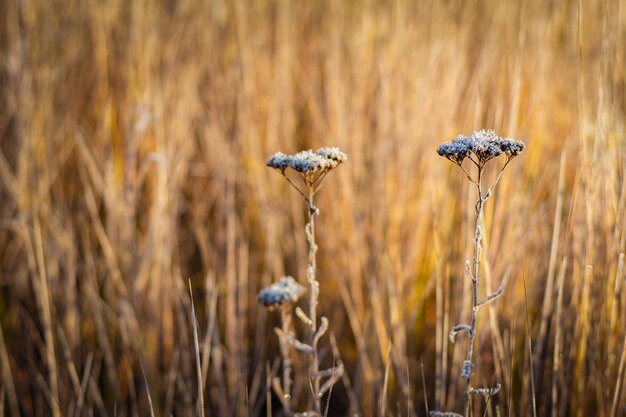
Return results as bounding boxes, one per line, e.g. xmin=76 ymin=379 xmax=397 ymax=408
xmin=266 ymin=147 xmax=347 ymax=174
xmin=258 ymin=276 xmax=307 ymax=308
xmin=437 ymin=130 xmax=525 ymax=165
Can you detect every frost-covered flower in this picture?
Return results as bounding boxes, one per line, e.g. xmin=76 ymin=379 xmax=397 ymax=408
xmin=437 ymin=139 xmax=471 ymax=164
xmin=258 ymin=276 xmax=306 ymax=308
xmin=266 ymin=147 xmax=347 ymax=175
xmin=266 ymin=152 xmax=291 ymax=172
xmin=465 ymin=130 xmax=504 ymax=161
xmin=316 ymin=147 xmax=348 ymax=168
xmin=437 ymin=130 xmax=524 ymax=165
xmin=498 ymin=137 xmax=525 ymax=157
xmin=289 ymin=150 xmax=331 ymax=173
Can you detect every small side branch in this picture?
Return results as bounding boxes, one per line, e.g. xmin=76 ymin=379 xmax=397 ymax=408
xmin=314 ymin=317 xmax=329 ymax=345
xmin=280 ymin=171 xmax=310 ymax=204
xmin=469 ymin=383 xmax=501 ymax=397
xmin=429 ymin=411 xmax=464 ymax=417
xmin=476 ymin=287 xmax=504 ymax=309
xmin=275 ymin=329 xmax=315 ymax=353
xmin=449 ymin=324 xmax=472 ymax=343
xmin=271 ymin=377 xmax=291 ymax=409
xmin=316 ymin=365 xmax=344 ymax=396
xmin=484 ymin=159 xmax=512 ymax=202
xmin=456 ymin=163 xmax=478 ymax=185
xmin=296 ymin=307 xmax=313 ymax=328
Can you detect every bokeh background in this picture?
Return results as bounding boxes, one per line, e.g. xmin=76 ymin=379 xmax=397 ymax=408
xmin=1 ymin=0 xmax=625 ymax=416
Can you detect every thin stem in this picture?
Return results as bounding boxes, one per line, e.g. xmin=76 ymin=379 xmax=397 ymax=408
xmin=281 ymin=171 xmax=311 ymax=206
xmin=189 ymin=281 xmax=206 ymax=417
xmin=466 ymin=155 xmax=480 ymax=168
xmin=484 ymin=158 xmax=512 ymax=202
xmin=457 ymin=163 xmax=478 ymax=186
xmin=311 ymin=169 xmax=330 ymax=192
xmin=279 ymin=305 xmax=294 ymax=413
xmin=464 ymin=166 xmax=484 ymax=417
xmin=305 ymin=188 xmax=321 ymax=409
xmin=461 ymin=156 xmax=515 ymax=417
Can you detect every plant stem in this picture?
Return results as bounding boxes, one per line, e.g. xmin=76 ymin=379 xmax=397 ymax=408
xmin=464 ymin=167 xmax=484 ymax=417
xmin=279 ymin=305 xmax=293 ymax=413
xmin=306 ymin=189 xmax=321 ymax=410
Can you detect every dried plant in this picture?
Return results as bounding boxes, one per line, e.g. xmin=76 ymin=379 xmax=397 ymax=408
xmin=265 ymin=147 xmax=347 ymax=415
xmin=432 ymin=130 xmax=525 ymax=417
xmin=258 ymin=276 xmax=307 ymax=413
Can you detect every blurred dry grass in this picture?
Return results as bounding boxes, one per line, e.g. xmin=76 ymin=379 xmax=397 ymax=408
xmin=0 ymin=0 xmax=625 ymax=416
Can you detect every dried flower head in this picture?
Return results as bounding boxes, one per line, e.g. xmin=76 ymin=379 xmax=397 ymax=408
xmin=266 ymin=147 xmax=347 ymax=190
xmin=266 ymin=152 xmax=291 ymax=171
xmin=316 ymin=147 xmax=348 ymax=168
xmin=436 ymin=140 xmax=470 ymax=165
xmin=288 ymin=150 xmax=331 ymax=173
xmin=437 ymin=130 xmax=525 ymax=166
xmin=258 ymin=276 xmax=307 ymax=308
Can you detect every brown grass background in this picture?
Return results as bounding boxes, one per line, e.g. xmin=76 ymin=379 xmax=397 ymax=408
xmin=1 ymin=0 xmax=625 ymax=416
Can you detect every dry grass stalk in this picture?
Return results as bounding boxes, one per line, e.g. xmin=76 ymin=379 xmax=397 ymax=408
xmin=189 ymin=281 xmax=206 ymax=417
xmin=551 ymin=258 xmax=568 ymax=417
xmin=611 ymin=330 xmax=626 ymax=417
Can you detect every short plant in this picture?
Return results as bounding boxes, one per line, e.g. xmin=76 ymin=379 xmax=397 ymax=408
xmin=258 ymin=276 xmax=307 ymax=413
xmin=432 ymin=130 xmax=525 ymax=417
xmin=262 ymin=147 xmax=347 ymax=416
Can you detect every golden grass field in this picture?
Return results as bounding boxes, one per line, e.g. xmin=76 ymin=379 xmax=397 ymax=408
xmin=1 ymin=0 xmax=625 ymax=416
